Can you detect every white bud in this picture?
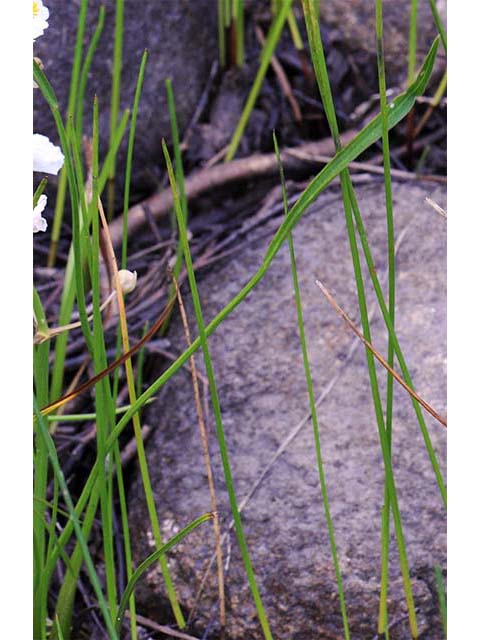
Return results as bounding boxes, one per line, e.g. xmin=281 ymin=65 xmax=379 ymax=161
xmin=118 ymin=269 xmax=137 ymax=294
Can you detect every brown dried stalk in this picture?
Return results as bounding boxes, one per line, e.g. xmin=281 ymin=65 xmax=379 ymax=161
xmin=172 ymin=275 xmax=226 ymax=633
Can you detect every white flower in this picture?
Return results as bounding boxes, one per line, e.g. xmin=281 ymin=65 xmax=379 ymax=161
xmin=33 ymin=194 xmax=48 ymax=233
xmin=33 ymin=1 xmax=49 ymax=41
xmin=33 ymin=134 xmax=64 ymax=174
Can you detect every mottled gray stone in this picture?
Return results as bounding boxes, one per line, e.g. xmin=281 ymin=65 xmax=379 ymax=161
xmin=33 ymin=0 xmax=218 ymax=201
xmin=128 ymin=181 xmax=446 ymax=638
xmin=319 ymin=0 xmax=446 ymax=90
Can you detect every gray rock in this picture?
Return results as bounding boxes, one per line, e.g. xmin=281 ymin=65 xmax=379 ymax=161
xmin=33 ymin=0 xmax=218 ymax=201
xmin=128 ymin=180 xmax=446 ymax=638
xmin=319 ymin=0 xmax=446 ymax=91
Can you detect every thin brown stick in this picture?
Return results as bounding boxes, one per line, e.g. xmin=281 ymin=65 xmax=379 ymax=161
xmin=125 ymin=611 xmax=201 ymax=640
xmin=39 ymin=295 xmax=176 ymax=416
xmin=425 ymin=196 xmax=447 ymax=219
xmin=172 ymin=275 xmax=226 ymax=633
xmin=47 ymin=357 xmax=91 ymax=428
xmin=314 ymin=279 xmax=447 ymax=428
xmin=254 ymin=23 xmax=302 ymax=122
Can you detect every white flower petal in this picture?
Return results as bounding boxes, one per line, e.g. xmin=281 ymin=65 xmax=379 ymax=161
xmin=33 ymin=194 xmax=48 ymax=233
xmin=33 ymin=1 xmax=49 ymax=40
xmin=33 ymin=134 xmax=64 ymax=175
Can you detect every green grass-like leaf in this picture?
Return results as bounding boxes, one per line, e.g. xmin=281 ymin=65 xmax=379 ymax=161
xmin=75 ymin=5 xmax=106 ymax=144
xmin=225 ymin=0 xmax=294 ymax=161
xmin=274 ymin=132 xmax=350 ymax=639
xmin=107 ymin=0 xmax=125 ymax=220
xmin=33 ymin=284 xmax=50 ymax=639
xmin=122 ymin=50 xmax=148 ymax=267
xmin=91 ymin=97 xmax=118 ymax=624
xmin=232 ymin=0 xmax=244 ymax=66
xmin=408 ymin=0 xmax=419 ymax=83
xmin=48 ymin=0 xmax=89 ymax=267
xmin=162 ymin=78 xmax=188 ymax=332
xmin=300 ymin=4 xmax=441 ymax=636
xmin=33 ymin=177 xmax=48 ymax=208
xmin=375 ymin=0 xmax=397 ymax=632
xmin=33 ymin=397 xmax=118 ymax=640
xmin=52 ymin=98 xmax=116 ymax=640
xmin=115 ymin=513 xmax=213 ymax=635
xmin=428 ymin=0 xmax=447 ymax=53
xmin=434 ymin=566 xmax=447 ymax=638
xmin=33 ymin=60 xmax=94 ymax=401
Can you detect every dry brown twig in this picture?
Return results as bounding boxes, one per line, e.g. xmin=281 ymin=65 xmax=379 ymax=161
xmin=172 ymin=274 xmax=226 ymax=633
xmin=254 ymin=23 xmax=302 ymax=122
xmin=425 ymin=196 xmax=447 ymax=218
xmin=39 ymin=289 xmax=176 ymax=417
xmin=125 ymin=611 xmax=201 ymax=640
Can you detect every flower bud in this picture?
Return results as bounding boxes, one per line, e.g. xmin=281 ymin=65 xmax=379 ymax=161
xmin=118 ymin=269 xmax=137 ymax=294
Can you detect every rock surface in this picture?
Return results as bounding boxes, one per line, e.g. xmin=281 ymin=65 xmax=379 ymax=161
xmin=33 ymin=0 xmax=218 ymax=201
xmin=128 ymin=180 xmax=447 ymax=638
xmin=319 ymin=0 xmax=446 ymax=94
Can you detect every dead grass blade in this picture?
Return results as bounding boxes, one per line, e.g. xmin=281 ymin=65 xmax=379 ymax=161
xmin=38 ymin=296 xmax=176 ymax=417
xmin=172 ymin=274 xmax=226 ymax=633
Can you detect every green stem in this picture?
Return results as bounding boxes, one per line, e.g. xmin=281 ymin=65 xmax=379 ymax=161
xmin=301 ymin=1 xmax=418 ymax=634
xmin=163 ymin=141 xmax=273 ymax=640
xmin=218 ymin=0 xmax=226 ymax=66
xmin=115 ymin=514 xmax=213 ymax=635
xmin=375 ymin=0 xmax=396 ymax=633
xmin=408 ymin=0 xmax=419 ymax=83
xmin=226 ymin=0 xmax=294 ymax=161
xmin=34 ymin=398 xmax=118 ymax=639
xmin=122 ymin=51 xmax=148 ymax=268
xmin=162 ymin=78 xmax=188 ymax=333
xmin=48 ymin=0 xmax=89 ymax=267
xmin=107 ymin=0 xmax=124 ymax=220
xmin=428 ymin=0 xmax=447 ymax=53
xmin=75 ymin=5 xmax=106 ymax=144
xmin=274 ymin=132 xmax=350 ymax=639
